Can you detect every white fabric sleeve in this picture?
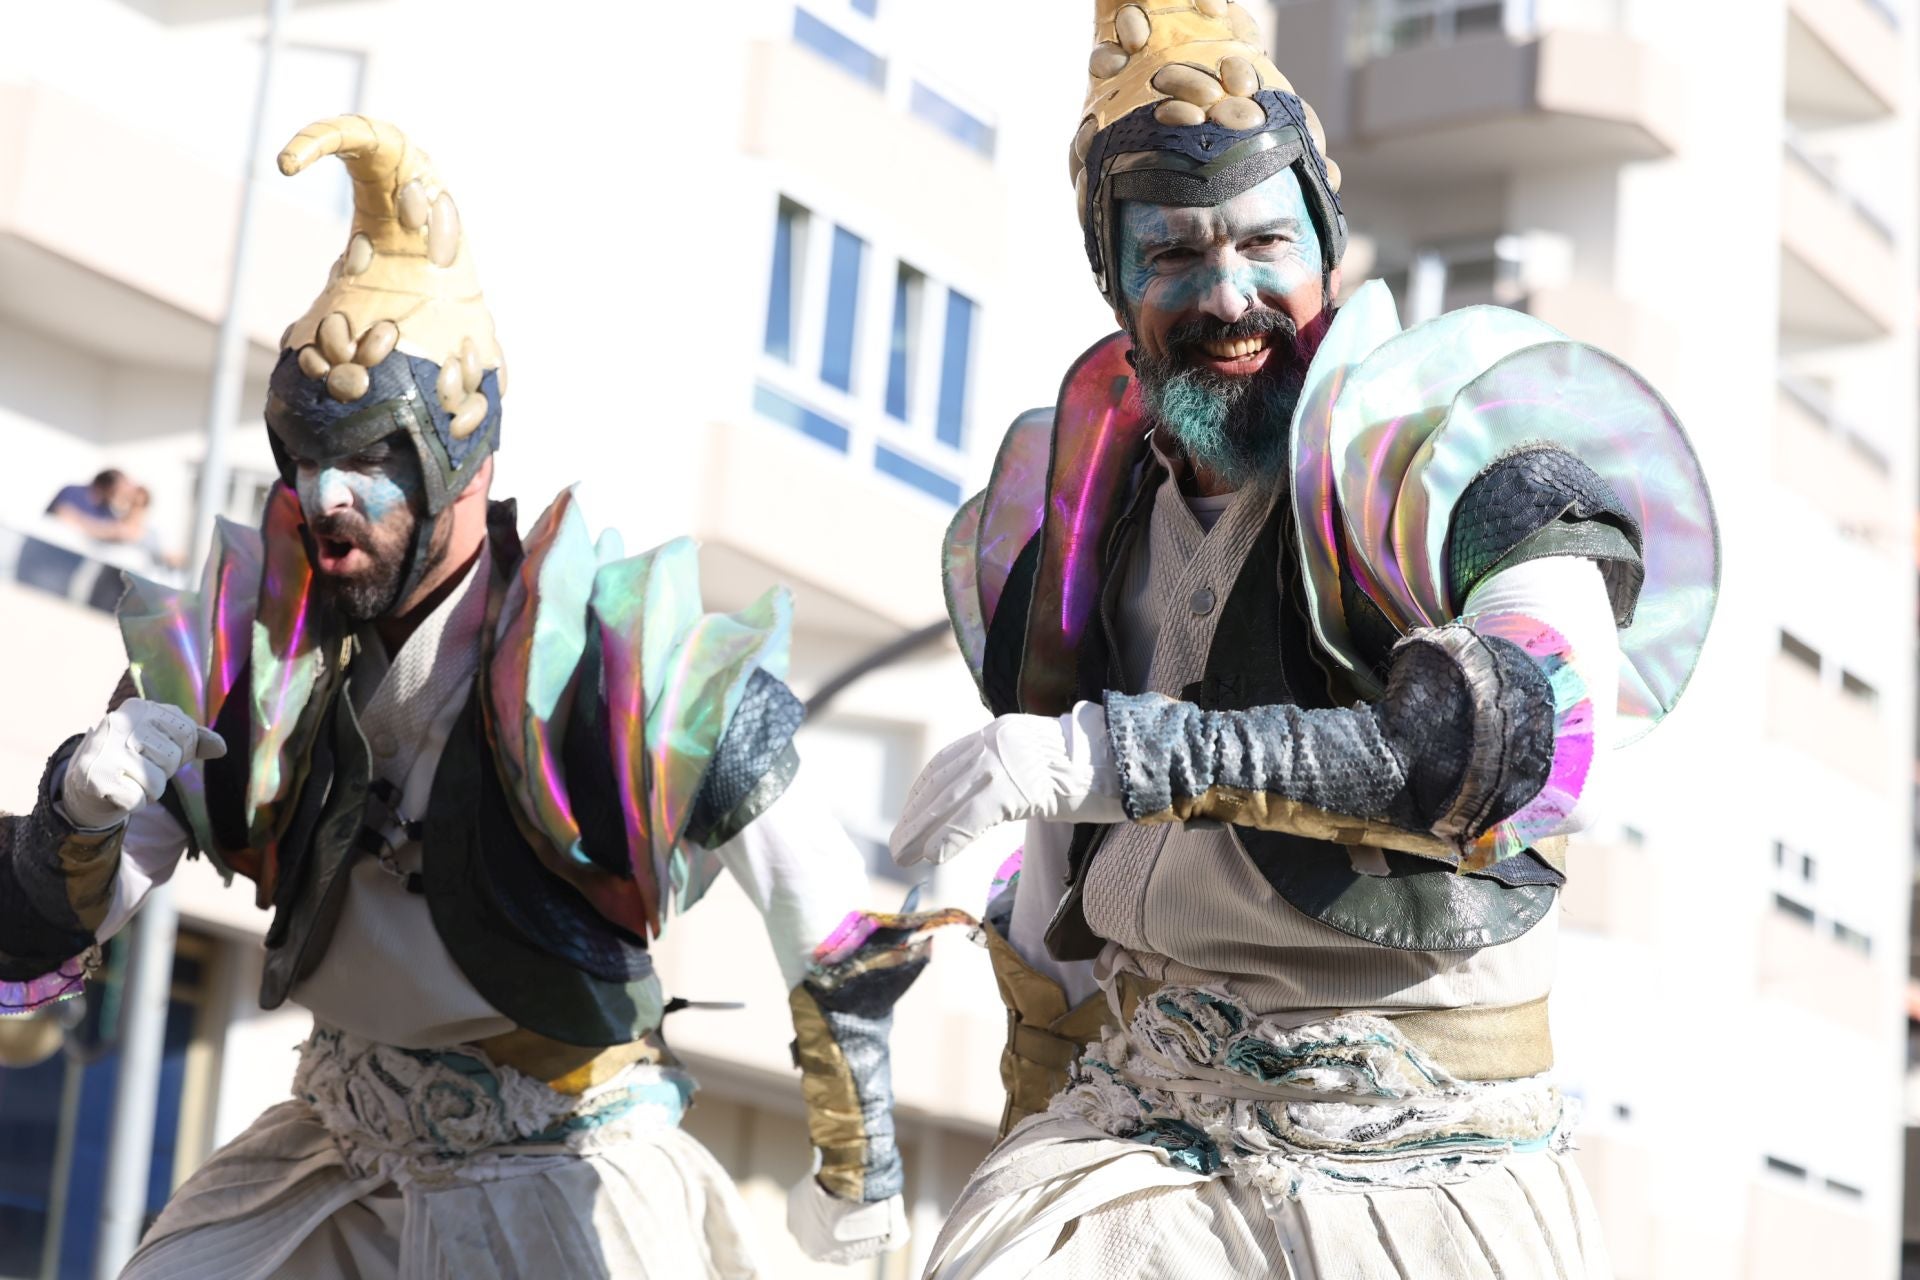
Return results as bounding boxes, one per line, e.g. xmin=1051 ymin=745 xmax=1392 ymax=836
xmin=1007 ymin=819 xmax=1103 ymax=1007
xmin=1462 ymin=554 xmax=1621 ymax=839
xmin=94 ymin=800 xmax=193 ymax=942
xmin=711 ymin=761 xmax=875 ymax=990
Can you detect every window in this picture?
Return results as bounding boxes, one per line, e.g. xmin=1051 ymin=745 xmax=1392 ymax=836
xmin=1840 ymin=670 xmax=1879 ymax=707
xmin=887 ymin=265 xmax=926 ymax=422
xmin=765 ymin=199 xmax=809 ymax=363
xmin=910 ymin=82 xmax=996 ymax=157
xmin=1772 ymin=893 xmax=1816 ymax=926
xmin=1765 ymin=1156 xmax=1809 ymax=1180
xmin=820 ymin=226 xmax=867 ymax=393
xmin=1778 ymin=631 xmax=1821 ymax=673
xmin=754 ymin=384 xmax=850 ymax=453
xmin=1832 ymin=921 xmax=1872 ymax=955
xmin=850 ymin=0 xmax=878 ymax=13
xmin=757 ymin=195 xmax=975 ymax=504
xmin=936 ymin=290 xmax=977 ymax=449
xmin=794 ymin=8 xmax=885 ymax=87
xmin=876 ymin=444 xmax=962 ymax=504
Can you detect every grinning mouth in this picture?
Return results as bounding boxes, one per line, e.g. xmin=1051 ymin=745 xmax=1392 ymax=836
xmin=1200 ymin=334 xmax=1273 ymax=361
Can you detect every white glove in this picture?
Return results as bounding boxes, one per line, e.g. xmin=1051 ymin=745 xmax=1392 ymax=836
xmin=890 ymin=701 xmax=1124 ymax=867
xmin=786 ymin=1175 xmax=908 ymax=1266
xmin=59 ymin=699 xmax=226 ymax=831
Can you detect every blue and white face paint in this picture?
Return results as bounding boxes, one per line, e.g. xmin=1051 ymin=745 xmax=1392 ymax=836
xmin=1116 ymin=166 xmax=1335 ymax=488
xmin=287 ymin=434 xmax=431 ymax=622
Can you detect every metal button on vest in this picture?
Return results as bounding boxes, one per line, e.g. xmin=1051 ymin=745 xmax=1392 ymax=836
xmin=372 ymin=732 xmax=399 ymax=759
xmin=1189 ymin=587 xmax=1216 ymax=617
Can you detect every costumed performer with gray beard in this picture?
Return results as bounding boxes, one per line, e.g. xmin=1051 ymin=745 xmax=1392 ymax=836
xmin=0 ymin=116 xmax=955 ymax=1280
xmin=889 ymin=3 xmax=1719 ymax=1276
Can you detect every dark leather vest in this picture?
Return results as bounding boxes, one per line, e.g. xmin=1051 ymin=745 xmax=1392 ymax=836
xmin=247 ymin=672 xmax=658 ymax=1047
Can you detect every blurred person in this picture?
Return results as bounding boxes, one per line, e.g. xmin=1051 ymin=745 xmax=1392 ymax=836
xmin=123 ymin=487 xmax=186 ymax=573
xmin=0 ymin=118 xmax=944 ymax=1279
xmin=15 ymin=469 xmax=143 ymax=599
xmin=891 ymin=3 xmax=1719 ymax=1277
xmin=48 ymin=469 xmax=140 ymax=542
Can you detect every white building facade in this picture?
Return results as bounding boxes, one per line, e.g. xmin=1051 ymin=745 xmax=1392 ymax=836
xmin=2 ymin=1 xmax=1914 ymax=1278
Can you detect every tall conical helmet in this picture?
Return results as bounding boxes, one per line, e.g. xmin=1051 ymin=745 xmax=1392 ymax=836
xmin=1071 ymin=1 xmax=1346 ymax=306
xmin=265 ymin=116 xmax=504 ymax=517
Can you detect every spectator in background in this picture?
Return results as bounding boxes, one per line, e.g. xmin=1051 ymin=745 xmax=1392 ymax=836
xmin=124 ymin=487 xmax=185 ymax=572
xmin=16 ymin=468 xmax=152 ymax=606
xmin=46 ymin=469 xmax=140 ymax=544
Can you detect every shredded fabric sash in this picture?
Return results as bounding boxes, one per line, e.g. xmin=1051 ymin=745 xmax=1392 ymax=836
xmin=292 ymin=1025 xmax=692 ymax=1187
xmin=1051 ymin=986 xmax=1572 ymax=1199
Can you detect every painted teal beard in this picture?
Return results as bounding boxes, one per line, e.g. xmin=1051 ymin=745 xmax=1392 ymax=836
xmin=1135 ymin=327 xmax=1307 ymax=488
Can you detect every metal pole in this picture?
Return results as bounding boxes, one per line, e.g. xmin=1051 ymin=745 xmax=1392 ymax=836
xmin=95 ymin=3 xmax=293 ymax=1271
xmin=803 ymin=620 xmax=950 ymax=719
xmin=91 ymin=889 xmax=179 ymax=1278
xmin=189 ymin=0 xmax=295 ymax=572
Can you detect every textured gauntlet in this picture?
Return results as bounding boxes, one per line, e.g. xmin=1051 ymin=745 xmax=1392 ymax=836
xmin=1105 ymin=623 xmax=1557 ymax=850
xmin=0 ymin=737 xmax=123 ymax=985
xmin=786 ymin=905 xmax=969 ymax=1203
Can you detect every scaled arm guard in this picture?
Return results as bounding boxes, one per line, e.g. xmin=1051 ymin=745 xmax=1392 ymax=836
xmin=788 ymin=910 xmax=965 ymax=1201
xmin=0 ymin=738 xmax=119 ymax=1004
xmin=1107 ymin=621 xmax=1558 ymax=857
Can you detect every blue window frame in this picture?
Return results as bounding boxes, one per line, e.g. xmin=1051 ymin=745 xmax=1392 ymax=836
xmin=764 ymin=199 xmax=805 ymax=363
xmin=875 ymin=443 xmax=961 ymax=504
xmin=820 ymin=226 xmax=866 ymax=393
xmin=794 ymin=9 xmax=885 ymax=87
xmin=755 ymin=383 xmax=851 ymax=453
xmin=936 ymin=289 xmax=976 ymax=449
xmin=885 ymin=264 xmax=923 ymax=423
xmin=910 ymin=82 xmax=996 ymax=157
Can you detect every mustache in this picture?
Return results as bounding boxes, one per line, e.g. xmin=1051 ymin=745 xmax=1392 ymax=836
xmin=308 ymin=511 xmax=372 ymax=548
xmin=1163 ymin=308 xmax=1301 ymax=363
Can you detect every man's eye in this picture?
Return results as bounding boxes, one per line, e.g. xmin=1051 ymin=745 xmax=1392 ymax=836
xmin=1154 ymin=248 xmax=1199 ymax=269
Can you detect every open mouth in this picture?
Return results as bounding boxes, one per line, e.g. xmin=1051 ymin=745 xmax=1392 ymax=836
xmin=1194 ymin=331 xmax=1277 ymax=376
xmin=314 ymin=534 xmax=367 ymax=576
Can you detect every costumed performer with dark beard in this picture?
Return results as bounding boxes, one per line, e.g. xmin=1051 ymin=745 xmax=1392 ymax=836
xmin=0 ymin=116 xmax=953 ymax=1280
xmin=889 ymin=3 xmax=1719 ymax=1276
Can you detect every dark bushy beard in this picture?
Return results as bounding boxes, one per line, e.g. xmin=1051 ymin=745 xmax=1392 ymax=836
xmin=310 ymin=506 xmax=449 ymax=623
xmin=1133 ymin=308 xmax=1312 ymax=487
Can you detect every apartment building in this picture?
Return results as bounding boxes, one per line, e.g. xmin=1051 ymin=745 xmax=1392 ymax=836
xmin=1274 ymin=0 xmax=1920 ymax=1276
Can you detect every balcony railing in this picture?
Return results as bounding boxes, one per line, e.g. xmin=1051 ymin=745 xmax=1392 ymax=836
xmin=0 ymin=520 xmax=186 ymax=615
xmin=1777 ymin=370 xmax=1893 ymax=476
xmin=1349 ymin=0 xmax=1623 ymax=59
xmin=1784 ymin=132 xmax=1898 ymax=245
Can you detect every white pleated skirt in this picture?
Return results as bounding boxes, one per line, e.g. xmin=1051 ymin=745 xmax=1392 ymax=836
xmin=120 ymin=1099 xmax=762 ymax=1280
xmin=925 ymin=1114 xmax=1612 ymax=1280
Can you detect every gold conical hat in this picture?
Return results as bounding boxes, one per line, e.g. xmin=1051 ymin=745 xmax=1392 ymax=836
xmin=1069 ymin=1 xmax=1340 ymax=203
xmin=276 ymin=116 xmax=502 ymax=439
